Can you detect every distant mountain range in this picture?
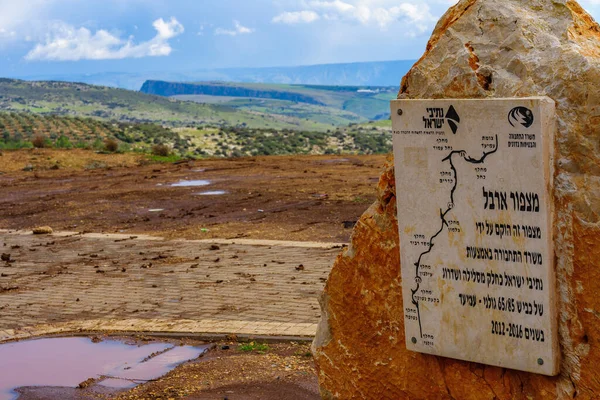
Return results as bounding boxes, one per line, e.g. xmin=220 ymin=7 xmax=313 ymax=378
xmin=15 ymin=60 xmax=416 ymax=91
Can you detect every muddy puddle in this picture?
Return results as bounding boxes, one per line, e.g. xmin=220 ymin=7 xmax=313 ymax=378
xmin=193 ymin=190 xmax=226 ymax=196
xmin=318 ymin=158 xmax=350 ymax=164
xmin=170 ymin=180 xmax=210 ymax=187
xmin=0 ymin=337 xmax=209 ymax=400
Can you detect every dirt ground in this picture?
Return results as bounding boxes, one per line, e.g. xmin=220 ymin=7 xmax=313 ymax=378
xmin=116 ymin=340 xmax=319 ymax=400
xmin=0 ymin=149 xmax=388 ymax=243
xmin=15 ymin=338 xmax=319 ymax=400
xmin=1 ymin=149 xmax=389 ymax=399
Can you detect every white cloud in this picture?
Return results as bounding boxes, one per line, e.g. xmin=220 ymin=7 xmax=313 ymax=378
xmin=214 ymin=20 xmax=254 ymax=36
xmin=272 ymin=10 xmax=320 ymax=24
xmin=0 ymin=28 xmax=16 ymax=38
xmin=309 ymin=0 xmax=355 ymax=13
xmin=152 ymin=17 xmax=183 ymax=39
xmin=275 ymin=0 xmax=437 ymax=32
xmin=0 ymin=0 xmax=51 ymax=44
xmin=24 ymin=17 xmax=184 ymax=61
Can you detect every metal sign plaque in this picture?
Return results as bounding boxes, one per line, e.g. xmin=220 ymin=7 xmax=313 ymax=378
xmin=391 ymin=98 xmax=559 ymax=375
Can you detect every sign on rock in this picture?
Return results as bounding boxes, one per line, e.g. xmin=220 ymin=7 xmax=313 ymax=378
xmin=391 ymin=98 xmax=559 ymax=376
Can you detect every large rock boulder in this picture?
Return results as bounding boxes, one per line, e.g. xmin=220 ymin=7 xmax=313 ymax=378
xmin=312 ymin=0 xmax=600 ymax=398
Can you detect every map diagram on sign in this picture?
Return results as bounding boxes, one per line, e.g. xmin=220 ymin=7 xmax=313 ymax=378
xmin=391 ymin=98 xmax=559 ymax=376
xmin=410 ymin=133 xmax=499 ymax=338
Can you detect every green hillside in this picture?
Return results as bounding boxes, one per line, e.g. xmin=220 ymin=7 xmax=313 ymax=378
xmin=0 ymin=111 xmax=391 ymax=158
xmin=141 ymin=80 xmax=397 ymax=121
xmin=0 ymin=78 xmax=394 ymax=158
xmin=0 ymin=112 xmax=188 ymax=152
xmin=0 ymin=79 xmax=362 ymax=131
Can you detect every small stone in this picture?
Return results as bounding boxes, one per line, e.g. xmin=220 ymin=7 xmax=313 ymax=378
xmin=295 ymin=264 xmax=305 ymax=271
xmin=343 ymin=221 xmax=357 ymax=229
xmin=22 ymin=164 xmax=33 ymax=172
xmin=209 ymin=245 xmax=220 ymax=251
xmin=0 ymin=254 xmax=10 ymax=262
xmin=77 ymin=377 xmax=96 ymax=389
xmin=32 ymin=226 xmax=53 ymax=235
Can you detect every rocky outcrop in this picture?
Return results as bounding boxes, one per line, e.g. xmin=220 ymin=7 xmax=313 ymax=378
xmin=312 ymin=0 xmax=600 ymax=398
xmin=139 ymin=80 xmax=326 ymax=105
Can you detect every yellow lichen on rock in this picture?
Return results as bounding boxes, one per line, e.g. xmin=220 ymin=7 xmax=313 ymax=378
xmin=32 ymin=226 xmax=53 ymax=235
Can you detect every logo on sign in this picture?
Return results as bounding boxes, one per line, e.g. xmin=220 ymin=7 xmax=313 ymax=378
xmin=446 ymin=105 xmax=460 ymax=134
xmin=423 ymin=105 xmax=461 ymax=134
xmin=508 ymin=107 xmax=534 ymax=128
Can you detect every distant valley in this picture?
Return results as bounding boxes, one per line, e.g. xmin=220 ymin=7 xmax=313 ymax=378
xmin=0 ymin=78 xmax=393 ymax=158
xmin=0 ymin=78 xmax=345 ymax=131
xmin=141 ymin=80 xmax=397 ymax=121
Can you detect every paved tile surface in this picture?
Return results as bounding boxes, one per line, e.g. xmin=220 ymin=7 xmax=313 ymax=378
xmin=0 ymin=230 xmax=342 ymax=342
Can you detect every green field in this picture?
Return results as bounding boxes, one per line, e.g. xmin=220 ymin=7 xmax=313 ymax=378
xmin=141 ymin=80 xmax=398 ymax=122
xmin=0 ymin=79 xmax=368 ymax=131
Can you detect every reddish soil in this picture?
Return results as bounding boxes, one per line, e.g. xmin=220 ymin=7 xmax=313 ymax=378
xmin=116 ymin=341 xmax=318 ymax=400
xmin=0 ymin=150 xmax=387 ymax=398
xmin=0 ymin=150 xmax=387 ymax=242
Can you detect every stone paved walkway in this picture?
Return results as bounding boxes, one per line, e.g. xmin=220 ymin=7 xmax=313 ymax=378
xmin=0 ymin=230 xmax=342 ymax=342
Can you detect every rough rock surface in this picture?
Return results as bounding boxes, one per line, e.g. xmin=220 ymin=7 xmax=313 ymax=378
xmin=312 ymin=1 xmax=600 ymax=399
xmin=32 ymin=226 xmax=53 ymax=235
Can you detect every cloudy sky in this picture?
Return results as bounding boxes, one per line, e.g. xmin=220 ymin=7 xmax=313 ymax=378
xmin=1 ymin=0 xmax=599 ymax=77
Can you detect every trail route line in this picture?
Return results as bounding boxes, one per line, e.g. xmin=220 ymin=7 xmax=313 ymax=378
xmin=410 ymin=136 xmax=499 ymax=337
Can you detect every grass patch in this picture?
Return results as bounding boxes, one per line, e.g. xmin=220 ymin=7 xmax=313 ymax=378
xmin=238 ymin=342 xmax=269 ymax=353
xmin=353 ymin=196 xmax=372 ymax=204
xmin=296 ymin=350 xmax=313 ymax=358
xmin=147 ymin=154 xmax=184 ymax=163
xmin=84 ymin=160 xmax=109 ymax=170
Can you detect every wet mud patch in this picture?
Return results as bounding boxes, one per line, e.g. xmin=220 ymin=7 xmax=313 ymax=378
xmin=0 ymin=154 xmax=385 ymax=242
xmin=170 ymin=180 xmax=211 ymax=187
